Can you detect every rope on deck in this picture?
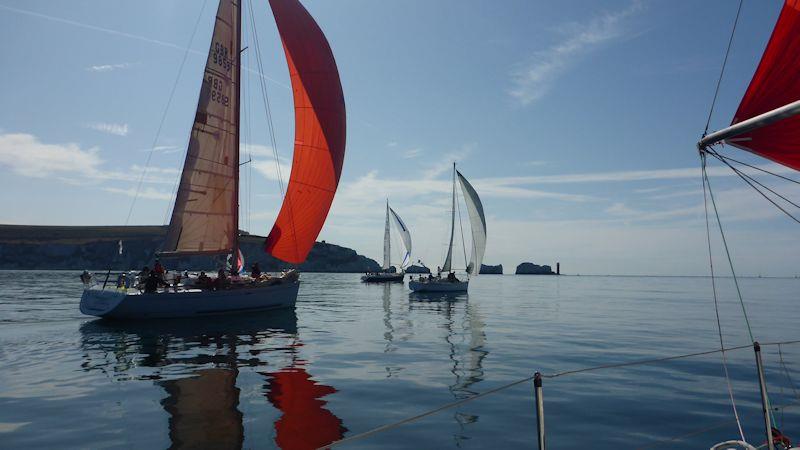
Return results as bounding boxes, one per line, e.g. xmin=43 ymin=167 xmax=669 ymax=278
xmin=321 ymin=340 xmax=800 ymax=449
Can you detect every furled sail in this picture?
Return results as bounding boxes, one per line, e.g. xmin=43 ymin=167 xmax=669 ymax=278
xmin=727 ymin=0 xmax=800 ymax=170
xmin=457 ymin=171 xmax=487 ymax=276
xmin=389 ymin=206 xmax=412 ymax=268
xmin=382 ymin=202 xmax=391 ymax=270
xmin=441 ymin=166 xmax=456 ymax=273
xmin=163 ymin=0 xmax=240 ymax=255
xmin=264 ymin=0 xmax=347 ymax=264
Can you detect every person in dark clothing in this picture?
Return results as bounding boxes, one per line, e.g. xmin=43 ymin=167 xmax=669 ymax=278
xmin=251 ymin=263 xmax=262 ymax=279
xmin=197 ymin=271 xmax=211 ymax=288
xmin=216 ymin=268 xmax=229 ymax=290
xmin=143 ymin=271 xmax=168 ymax=293
xmin=153 ymin=260 xmax=165 ymax=280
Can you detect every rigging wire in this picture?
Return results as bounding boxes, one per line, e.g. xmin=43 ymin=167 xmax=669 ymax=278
xmin=703 ymin=160 xmax=780 ymax=426
xmin=701 ymin=154 xmax=746 ymax=442
xmin=719 ymin=154 xmax=800 ymax=210
xmin=247 ymin=0 xmax=285 ymax=196
xmin=716 ymin=154 xmax=800 ymax=186
xmin=247 ymin=0 xmax=301 ymax=258
xmin=128 ymin=0 xmax=209 ymax=226
xmin=702 ymin=166 xmax=754 ymax=342
xmin=324 ymin=341 xmax=800 ymax=449
xmin=703 ymin=0 xmax=744 ymax=136
xmin=710 ymin=151 xmax=800 ymax=224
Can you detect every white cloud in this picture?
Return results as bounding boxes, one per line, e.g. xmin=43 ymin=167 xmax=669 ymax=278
xmin=484 ymin=163 xmax=795 ymax=185
xmin=86 ymin=62 xmax=134 ymax=72
xmin=605 ymin=202 xmax=637 ymax=216
xmin=86 ymin=122 xmax=129 ymax=136
xmin=402 ymin=148 xmax=422 ymax=159
xmin=0 ymin=133 xmax=102 ymax=178
xmin=249 ymin=144 xmax=291 ymax=182
xmin=103 ymin=186 xmax=173 ymax=200
xmin=510 ymin=1 xmax=642 ymax=105
xmin=139 ymin=145 xmax=182 ymax=154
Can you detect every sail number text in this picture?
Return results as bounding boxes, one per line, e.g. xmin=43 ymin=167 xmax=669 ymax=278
xmin=206 ymin=75 xmax=230 ymax=107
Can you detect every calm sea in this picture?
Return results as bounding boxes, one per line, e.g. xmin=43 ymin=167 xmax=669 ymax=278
xmin=0 ymin=271 xmax=799 ymax=449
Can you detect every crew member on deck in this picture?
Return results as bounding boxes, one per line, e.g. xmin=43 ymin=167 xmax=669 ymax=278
xmin=143 ymin=271 xmax=168 ymax=293
xmin=153 ymin=259 xmax=165 ymax=279
xmin=216 ymin=268 xmax=229 ymax=290
xmin=251 ymin=262 xmax=262 ymax=279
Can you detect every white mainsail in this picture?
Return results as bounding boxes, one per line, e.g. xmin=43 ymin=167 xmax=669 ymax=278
xmin=389 ymin=206 xmax=412 ymax=268
xmin=163 ymin=0 xmax=240 ymax=255
xmin=457 ymin=171 xmax=486 ymax=275
xmin=382 ymin=202 xmax=391 ymax=270
xmin=441 ymin=164 xmax=456 ymax=273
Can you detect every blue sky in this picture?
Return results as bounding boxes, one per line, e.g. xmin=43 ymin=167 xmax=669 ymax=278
xmin=1 ymin=0 xmax=798 ymax=276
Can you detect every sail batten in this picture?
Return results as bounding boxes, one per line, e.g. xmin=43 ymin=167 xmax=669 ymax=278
xmin=163 ymin=0 xmax=240 ymax=256
xmin=264 ymin=0 xmax=347 ymax=264
xmin=723 ymin=0 xmax=800 ymax=170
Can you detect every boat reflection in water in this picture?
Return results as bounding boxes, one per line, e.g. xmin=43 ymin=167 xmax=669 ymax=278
xmin=406 ymin=290 xmax=489 ymax=445
xmin=78 ymin=311 xmax=345 ymax=449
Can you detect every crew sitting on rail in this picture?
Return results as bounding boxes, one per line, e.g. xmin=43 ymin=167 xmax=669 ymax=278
xmin=153 ymin=260 xmax=165 ymax=280
xmin=447 ymin=272 xmax=457 ymax=282
xmin=143 ymin=271 xmax=169 ymax=293
xmin=216 ymin=268 xmax=229 ymax=290
xmin=251 ymin=262 xmax=262 ymax=279
xmin=116 ymin=273 xmax=127 ymax=289
xmin=197 ymin=271 xmax=211 ymax=288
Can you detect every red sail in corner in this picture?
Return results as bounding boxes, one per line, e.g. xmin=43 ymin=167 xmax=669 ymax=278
xmin=265 ymin=0 xmax=346 ymax=264
xmin=728 ymin=0 xmax=800 ymax=171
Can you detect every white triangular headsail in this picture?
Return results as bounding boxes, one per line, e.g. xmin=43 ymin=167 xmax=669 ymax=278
xmin=163 ymin=0 xmax=240 ymax=256
xmin=389 ymin=206 xmax=412 ymax=268
xmin=457 ymin=170 xmax=486 ymax=275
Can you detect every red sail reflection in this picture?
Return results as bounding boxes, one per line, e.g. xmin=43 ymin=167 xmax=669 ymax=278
xmin=264 ymin=365 xmax=346 ymax=450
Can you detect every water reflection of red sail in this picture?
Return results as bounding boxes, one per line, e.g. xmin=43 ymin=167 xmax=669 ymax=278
xmin=160 ymin=369 xmax=243 ymax=450
xmin=264 ymin=366 xmax=346 ymax=450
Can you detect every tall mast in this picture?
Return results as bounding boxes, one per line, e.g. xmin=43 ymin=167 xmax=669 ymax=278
xmin=442 ymin=162 xmax=456 ymax=273
xmin=383 ymin=199 xmax=391 ymax=270
xmin=232 ymin=0 xmax=242 ymax=269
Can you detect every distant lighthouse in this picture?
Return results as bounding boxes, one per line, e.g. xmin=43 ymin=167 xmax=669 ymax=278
xmin=556 ymin=262 xmax=560 ymax=275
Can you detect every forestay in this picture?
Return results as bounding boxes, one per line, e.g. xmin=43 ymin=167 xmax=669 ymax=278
xmin=163 ymin=0 xmax=240 ymax=255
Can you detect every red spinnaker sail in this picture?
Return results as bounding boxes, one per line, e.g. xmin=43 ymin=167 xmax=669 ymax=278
xmin=729 ymin=0 xmax=800 ymax=171
xmin=265 ymin=0 xmax=346 ymax=263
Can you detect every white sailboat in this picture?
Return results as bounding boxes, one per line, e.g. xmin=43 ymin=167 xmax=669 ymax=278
xmin=409 ymin=163 xmax=486 ymax=293
xmin=80 ymin=0 xmax=346 ymax=319
xmin=362 ymin=202 xmax=412 ymax=283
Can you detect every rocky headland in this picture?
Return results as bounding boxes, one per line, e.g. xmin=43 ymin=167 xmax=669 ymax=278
xmin=479 ymin=264 xmax=503 ymax=274
xmin=515 ymin=262 xmax=556 ymax=275
xmin=0 ymin=225 xmax=380 ymax=273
